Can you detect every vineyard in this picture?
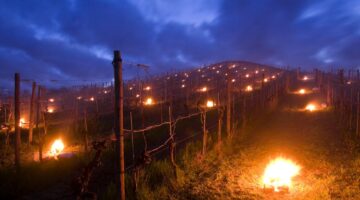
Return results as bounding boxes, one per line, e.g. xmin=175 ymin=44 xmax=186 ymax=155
xmin=1 ymin=50 xmax=360 ymax=199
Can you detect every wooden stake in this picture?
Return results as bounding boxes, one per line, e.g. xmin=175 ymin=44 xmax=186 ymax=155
xmin=84 ymin=109 xmax=88 ymax=152
xmin=226 ymin=80 xmax=231 ymax=138
xmin=36 ymin=86 xmax=42 ymax=161
xmin=242 ymin=95 xmax=247 ymax=129
xmin=113 ymin=50 xmax=125 ymax=200
xmin=39 ymin=87 xmax=47 ymax=162
xmin=168 ymin=106 xmax=177 ymax=174
xmin=349 ymin=88 xmax=353 ymax=130
xmin=28 ymin=81 xmax=36 ymax=144
xmin=217 ymin=93 xmax=223 ymax=147
xmin=130 ymin=112 xmax=135 ymax=165
xmin=14 ymin=73 xmax=21 ymax=172
xmin=356 ymin=92 xmax=359 ymax=137
xmin=202 ymin=110 xmax=207 ymax=156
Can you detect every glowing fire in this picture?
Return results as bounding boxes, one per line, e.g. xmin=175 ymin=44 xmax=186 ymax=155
xmin=245 ymin=85 xmax=253 ymax=92
xmin=200 ymin=87 xmax=208 ymax=92
xmin=305 ymin=104 xmax=316 ymax=112
xmin=144 ymin=97 xmax=153 ymax=106
xmin=48 ymin=108 xmax=54 ymax=113
xmin=19 ymin=118 xmax=25 ymax=127
xmin=49 ymin=139 xmax=64 ymax=159
xmin=298 ymin=89 xmax=306 ymax=95
xmin=263 ymin=157 xmax=300 ymax=192
xmin=206 ymin=100 xmax=215 ymax=108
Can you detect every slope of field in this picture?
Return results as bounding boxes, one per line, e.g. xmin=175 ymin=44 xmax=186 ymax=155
xmin=174 ymin=89 xmax=360 ymax=199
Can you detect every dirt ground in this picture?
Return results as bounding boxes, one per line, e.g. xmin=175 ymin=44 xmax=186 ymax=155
xmin=178 ymin=90 xmax=360 ymax=200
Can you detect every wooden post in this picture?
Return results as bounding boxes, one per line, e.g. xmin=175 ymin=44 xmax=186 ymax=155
xmin=226 ymin=80 xmax=231 ymax=138
xmin=41 ymin=112 xmax=48 ymax=154
xmin=36 ymin=86 xmax=42 ymax=161
xmin=168 ymin=106 xmax=177 ymax=174
xmin=130 ymin=112 xmax=135 ymax=165
xmin=217 ymin=93 xmax=223 ymax=147
xmin=242 ymin=95 xmax=247 ymax=129
xmin=113 ymin=50 xmax=125 ymax=200
xmin=14 ymin=73 xmax=21 ymax=172
xmin=139 ymin=82 xmax=147 ymax=151
xmin=349 ymin=88 xmax=353 ymax=130
xmin=218 ymin=108 xmax=223 ymax=147
xmin=83 ymin=109 xmax=89 ymax=152
xmin=39 ymin=87 xmax=47 ymax=162
xmin=28 ymin=81 xmax=36 ymax=144
xmin=327 ymin=78 xmax=331 ymax=105
xmin=356 ymin=92 xmax=359 ymax=137
xmin=74 ymin=98 xmax=79 ymax=135
xmin=5 ymin=98 xmax=13 ymax=146
xmin=202 ymin=110 xmax=207 ymax=156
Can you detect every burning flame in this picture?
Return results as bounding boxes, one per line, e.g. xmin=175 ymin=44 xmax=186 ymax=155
xmin=206 ymin=100 xmax=215 ymax=108
xmin=245 ymin=85 xmax=253 ymax=92
xmin=144 ymin=97 xmax=153 ymax=106
xmin=19 ymin=118 xmax=25 ymax=127
xmin=48 ymin=108 xmax=54 ymax=113
xmin=305 ymin=104 xmax=316 ymax=112
xmin=263 ymin=157 xmax=300 ymax=192
xmin=298 ymin=89 xmax=306 ymax=95
xmin=49 ymin=139 xmax=64 ymax=159
xmin=200 ymin=87 xmax=208 ymax=92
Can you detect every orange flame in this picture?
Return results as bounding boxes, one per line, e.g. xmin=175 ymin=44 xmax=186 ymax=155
xmin=49 ymin=139 xmax=64 ymax=160
xmin=263 ymin=157 xmax=300 ymax=192
xmin=305 ymin=104 xmax=316 ymax=112
xmin=144 ymin=97 xmax=154 ymax=106
xmin=245 ymin=85 xmax=253 ymax=92
xmin=206 ymin=100 xmax=215 ymax=108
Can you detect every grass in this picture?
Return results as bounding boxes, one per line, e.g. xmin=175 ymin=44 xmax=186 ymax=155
xmin=3 ymin=87 xmax=360 ymax=199
xmin=0 ymin=154 xmax=86 ymax=199
xmin=126 ymin=92 xmax=360 ymax=200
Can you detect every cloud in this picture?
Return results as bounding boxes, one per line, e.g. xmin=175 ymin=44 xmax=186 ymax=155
xmin=0 ymin=0 xmax=360 ymax=90
xmin=128 ymin=0 xmax=220 ymax=26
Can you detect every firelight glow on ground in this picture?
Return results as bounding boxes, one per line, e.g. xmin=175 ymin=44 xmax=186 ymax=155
xmin=262 ymin=157 xmax=301 ymax=192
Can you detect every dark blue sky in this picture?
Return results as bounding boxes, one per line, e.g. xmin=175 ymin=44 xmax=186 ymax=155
xmin=1 ymin=0 xmax=359 ymax=88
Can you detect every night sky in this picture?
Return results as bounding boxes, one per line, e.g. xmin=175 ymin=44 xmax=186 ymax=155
xmin=1 ymin=0 xmax=359 ymax=89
